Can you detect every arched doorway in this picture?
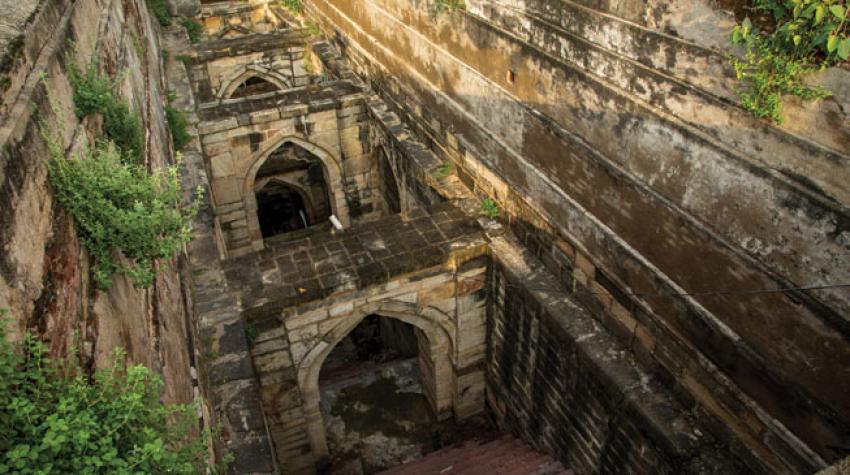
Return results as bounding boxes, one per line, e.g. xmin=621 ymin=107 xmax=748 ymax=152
xmin=256 ymin=180 xmax=309 ymax=237
xmin=244 ymin=135 xmax=348 ymax=249
xmin=297 ymin=303 xmax=455 ymax=465
xmin=229 ymin=75 xmax=280 ymax=98
xmin=252 ymin=141 xmax=333 ymax=239
xmin=317 ymin=314 xmax=455 ymax=473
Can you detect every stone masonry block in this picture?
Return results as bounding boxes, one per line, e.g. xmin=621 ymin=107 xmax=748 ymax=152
xmin=417 ymin=281 xmax=454 ymax=305
xmin=286 ymin=308 xmax=329 ymax=329
xmin=210 ymin=152 xmax=236 ymax=178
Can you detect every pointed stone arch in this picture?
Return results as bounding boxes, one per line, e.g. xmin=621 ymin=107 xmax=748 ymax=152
xmin=243 ymin=134 xmax=349 ymax=249
xmin=217 ymin=65 xmax=291 ymax=100
xmin=296 ymin=300 xmax=455 ymax=457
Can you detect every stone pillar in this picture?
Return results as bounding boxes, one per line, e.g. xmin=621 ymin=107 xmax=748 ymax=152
xmin=452 ymin=258 xmax=488 ymax=419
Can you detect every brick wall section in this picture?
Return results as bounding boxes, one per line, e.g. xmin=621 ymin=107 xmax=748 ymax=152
xmin=487 ymin=236 xmax=750 ymax=474
xmin=189 ymin=30 xmax=313 ymax=103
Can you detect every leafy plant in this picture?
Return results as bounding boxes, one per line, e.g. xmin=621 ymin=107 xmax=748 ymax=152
xmin=431 ymin=161 xmax=453 ymax=180
xmin=432 ymin=0 xmax=466 ymax=15
xmin=166 ymin=91 xmax=191 ymax=152
xmin=146 ymin=0 xmax=173 ymax=26
xmin=181 ymin=17 xmax=203 ymax=44
xmin=280 ymin=0 xmax=303 ymax=13
xmin=200 ymin=335 xmax=218 ymax=362
xmin=745 ymin=0 xmax=850 ymax=60
xmin=306 ymin=21 xmax=322 ymax=37
xmin=480 ymin=197 xmax=500 ymax=219
xmin=244 ymin=324 xmax=260 ymax=346
xmin=730 ymin=0 xmax=847 ymax=122
xmin=66 ymin=60 xmax=113 ymax=119
xmin=67 ymin=59 xmax=145 ymax=164
xmin=0 ymin=327 xmax=214 ymax=473
xmin=46 ymin=138 xmax=200 ymax=290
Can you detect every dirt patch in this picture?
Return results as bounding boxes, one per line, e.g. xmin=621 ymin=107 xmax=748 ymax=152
xmin=322 ymin=360 xmax=491 ymax=474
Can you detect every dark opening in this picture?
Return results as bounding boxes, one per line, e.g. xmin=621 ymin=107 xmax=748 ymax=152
xmin=254 ymin=141 xmax=332 ymax=239
xmin=318 ymin=315 xmax=455 ymax=473
xmin=378 ymin=150 xmax=401 ymax=214
xmin=256 ymin=181 xmax=309 ymax=237
xmin=230 ymin=75 xmax=280 ymax=98
xmin=320 ymin=315 xmax=418 ymax=383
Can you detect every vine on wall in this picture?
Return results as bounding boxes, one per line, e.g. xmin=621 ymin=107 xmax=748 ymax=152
xmin=49 ymin=58 xmax=201 ymax=290
xmin=730 ymin=0 xmax=848 ymax=123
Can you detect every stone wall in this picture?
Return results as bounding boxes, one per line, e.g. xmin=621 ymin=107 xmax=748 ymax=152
xmin=306 ymin=0 xmax=850 ymax=472
xmin=199 ymin=1 xmax=289 ymax=39
xmin=220 ymin=204 xmax=489 ymax=473
xmin=193 ymin=80 xmax=377 ymax=254
xmin=487 ymin=235 xmax=750 ymax=474
xmin=0 ymin=0 xmax=195 ymax=406
xmin=190 ymin=30 xmax=318 ymax=103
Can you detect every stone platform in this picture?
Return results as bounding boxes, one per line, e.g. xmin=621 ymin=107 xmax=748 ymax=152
xmin=223 ymin=202 xmax=485 ymax=319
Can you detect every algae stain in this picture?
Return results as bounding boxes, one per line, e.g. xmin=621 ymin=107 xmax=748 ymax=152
xmin=330 ymin=376 xmax=434 ymax=441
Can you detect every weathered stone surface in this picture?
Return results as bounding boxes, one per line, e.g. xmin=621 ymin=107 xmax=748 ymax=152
xmin=487 ymin=236 xmax=750 ymax=474
xmin=167 ymin=0 xmax=199 ymax=18
xmin=307 ymin=0 xmax=850 ymax=471
xmin=0 ymin=0 xmax=195 ymax=417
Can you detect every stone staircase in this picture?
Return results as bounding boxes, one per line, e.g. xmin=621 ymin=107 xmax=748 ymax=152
xmin=378 ymin=436 xmax=573 ymax=475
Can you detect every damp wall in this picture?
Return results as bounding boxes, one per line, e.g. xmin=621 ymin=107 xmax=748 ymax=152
xmin=305 ymin=0 xmax=850 ymax=472
xmin=0 ymin=0 xmax=195 ymax=405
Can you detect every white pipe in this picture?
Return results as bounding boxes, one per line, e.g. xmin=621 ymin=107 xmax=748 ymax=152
xmin=299 ymin=209 xmax=308 ymax=229
xmin=329 ymin=214 xmax=343 ymax=231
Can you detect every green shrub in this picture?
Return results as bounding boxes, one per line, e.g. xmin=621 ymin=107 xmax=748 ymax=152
xmin=730 ymin=1 xmax=848 ymax=122
xmin=166 ymin=104 xmax=191 ymax=152
xmin=432 ymin=0 xmax=466 ymax=15
xmin=165 ymin=90 xmax=191 ymax=152
xmin=46 ymin=139 xmax=200 ymax=290
xmin=431 ymin=161 xmax=453 ymax=180
xmin=66 ymin=60 xmax=113 ymax=119
xmin=67 ymin=60 xmax=145 ymax=164
xmin=181 ymin=17 xmax=203 ymax=44
xmin=0 ymin=327 xmax=212 ymax=473
xmin=146 ymin=0 xmax=172 ymax=26
xmin=306 ymin=21 xmax=322 ymax=37
xmin=103 ymin=99 xmax=145 ymax=164
xmin=280 ymin=0 xmax=303 ymax=13
xmin=480 ymin=197 xmax=499 ymax=219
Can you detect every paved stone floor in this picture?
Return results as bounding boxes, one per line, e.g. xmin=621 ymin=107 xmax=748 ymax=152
xmin=223 ymin=202 xmax=484 ymax=317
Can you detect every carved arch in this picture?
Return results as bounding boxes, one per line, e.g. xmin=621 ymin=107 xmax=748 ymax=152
xmin=297 ymin=300 xmax=455 ymax=457
xmin=243 ymin=135 xmax=349 ymax=249
xmin=216 ymin=65 xmax=291 ymax=100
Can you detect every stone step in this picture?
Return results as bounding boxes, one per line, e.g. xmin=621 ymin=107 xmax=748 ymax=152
xmin=377 ymin=434 xmax=571 ymax=475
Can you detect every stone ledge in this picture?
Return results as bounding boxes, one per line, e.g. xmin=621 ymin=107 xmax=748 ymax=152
xmin=489 ymin=235 xmax=752 ymax=473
